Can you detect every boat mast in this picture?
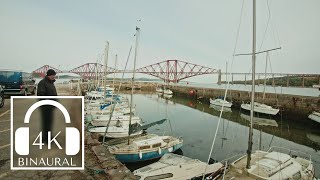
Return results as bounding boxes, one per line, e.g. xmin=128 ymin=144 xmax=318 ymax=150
xmin=262 ymin=52 xmax=268 ymax=101
xmin=103 ymin=41 xmax=110 ymax=100
xmin=113 ymin=54 xmax=117 ymax=89
xmin=128 ymin=27 xmax=140 ymax=145
xmin=95 ymin=56 xmax=99 ymax=89
xmin=246 ymin=0 xmax=256 ymax=169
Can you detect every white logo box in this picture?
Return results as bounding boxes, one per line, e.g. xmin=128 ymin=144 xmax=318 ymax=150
xmin=11 ymin=96 xmax=84 ymax=170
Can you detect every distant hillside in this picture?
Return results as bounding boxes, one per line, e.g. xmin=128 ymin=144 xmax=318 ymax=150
xmin=222 ymin=76 xmax=320 ymax=87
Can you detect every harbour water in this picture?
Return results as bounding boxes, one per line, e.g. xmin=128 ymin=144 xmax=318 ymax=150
xmin=125 ymin=93 xmax=320 ymax=177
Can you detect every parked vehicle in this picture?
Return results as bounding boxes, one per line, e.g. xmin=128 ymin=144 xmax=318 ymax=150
xmin=0 ymin=85 xmax=4 ymax=108
xmin=0 ymin=70 xmax=36 ymax=96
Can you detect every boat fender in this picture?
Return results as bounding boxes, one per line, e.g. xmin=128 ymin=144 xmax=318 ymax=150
xmin=139 ymin=150 xmax=143 ymax=159
xmin=168 ymin=147 xmax=173 ymax=152
xmin=158 ymin=147 xmax=161 ymax=154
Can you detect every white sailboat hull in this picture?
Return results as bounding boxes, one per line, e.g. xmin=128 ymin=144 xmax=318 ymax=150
xmin=89 ymin=126 xmax=143 ymax=138
xmin=210 ymin=98 xmax=232 ymax=108
xmin=86 ymin=107 xmax=135 ymax=116
xmin=91 ymin=118 xmax=142 ymax=127
xmin=163 ymin=89 xmax=173 ymax=95
xmin=241 ymin=102 xmax=279 ymax=115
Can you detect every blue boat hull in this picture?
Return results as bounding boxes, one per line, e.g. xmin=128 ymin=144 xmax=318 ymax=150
xmin=115 ymin=143 xmax=183 ymax=163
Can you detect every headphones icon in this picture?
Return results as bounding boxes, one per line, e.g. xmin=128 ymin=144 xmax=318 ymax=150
xmin=15 ymin=100 xmax=80 ymax=156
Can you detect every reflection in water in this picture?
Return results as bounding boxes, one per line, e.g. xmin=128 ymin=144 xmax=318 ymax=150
xmin=209 ymin=104 xmax=232 ymax=113
xmin=240 ymin=113 xmax=278 ymax=127
xmin=132 ymin=93 xmax=320 ymax=177
xmin=163 ymin=94 xmax=173 ymax=99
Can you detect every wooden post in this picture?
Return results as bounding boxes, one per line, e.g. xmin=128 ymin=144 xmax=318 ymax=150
xmin=318 ymin=75 xmax=320 ymax=85
xmin=258 ymin=74 xmax=260 ymax=85
xmin=286 ymin=75 xmax=289 ymax=87
xmin=302 ymin=74 xmax=305 ymax=87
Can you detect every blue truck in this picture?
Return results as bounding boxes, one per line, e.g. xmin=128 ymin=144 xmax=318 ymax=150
xmin=0 ymin=70 xmax=36 ymax=96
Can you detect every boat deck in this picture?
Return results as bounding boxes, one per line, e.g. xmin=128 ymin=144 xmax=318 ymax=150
xmin=222 ymin=152 xmax=266 ymax=180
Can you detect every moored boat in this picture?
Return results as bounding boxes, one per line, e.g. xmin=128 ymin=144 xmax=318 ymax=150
xmin=107 ymin=133 xmax=183 ymax=163
xmin=210 ymin=98 xmax=232 ymax=108
xmin=133 ymin=153 xmax=224 ymax=180
xmin=241 ymin=102 xmax=279 ymax=115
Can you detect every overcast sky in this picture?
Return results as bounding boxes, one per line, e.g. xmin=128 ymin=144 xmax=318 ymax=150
xmin=1 ymin=0 xmax=319 ymax=82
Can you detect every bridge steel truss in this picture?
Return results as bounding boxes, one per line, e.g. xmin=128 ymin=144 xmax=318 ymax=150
xmin=32 ymin=61 xmax=319 ymax=87
xmin=136 ymin=60 xmax=219 ymax=83
xmin=69 ymin=63 xmax=117 ymax=80
xmin=33 ymin=65 xmax=63 ymax=78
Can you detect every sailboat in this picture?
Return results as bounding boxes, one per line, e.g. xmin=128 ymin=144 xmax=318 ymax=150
xmin=163 ymin=88 xmax=173 ymax=95
xmin=241 ymin=102 xmax=279 ymax=115
xmin=210 ymin=62 xmax=233 ymax=108
xmin=90 ymin=115 xmax=142 ymax=127
xmin=210 ymin=98 xmax=232 ymax=108
xmin=241 ymin=52 xmax=280 ymax=115
xmin=106 ymin=27 xmax=183 ymax=163
xmin=107 ymin=133 xmax=183 ymax=163
xmin=222 ymin=1 xmax=316 ymax=179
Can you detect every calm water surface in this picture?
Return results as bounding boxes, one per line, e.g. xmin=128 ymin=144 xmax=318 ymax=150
xmin=125 ymin=93 xmax=320 ymax=177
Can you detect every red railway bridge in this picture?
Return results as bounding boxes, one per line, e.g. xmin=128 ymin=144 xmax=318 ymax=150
xmin=33 ymin=60 xmax=220 ymax=83
xmin=33 ymin=60 xmax=320 ymax=86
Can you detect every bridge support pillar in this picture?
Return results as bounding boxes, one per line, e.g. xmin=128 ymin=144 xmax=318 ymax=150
xmin=286 ymin=75 xmax=289 ymax=87
xmin=244 ymin=74 xmax=247 ymax=86
xmin=231 ymin=73 xmax=234 ymax=85
xmin=217 ymin=69 xmax=221 ymax=85
xmin=302 ymin=75 xmax=305 ymax=87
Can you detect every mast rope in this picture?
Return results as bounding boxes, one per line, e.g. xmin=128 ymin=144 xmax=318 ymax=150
xmin=202 ymin=0 xmax=245 ymax=179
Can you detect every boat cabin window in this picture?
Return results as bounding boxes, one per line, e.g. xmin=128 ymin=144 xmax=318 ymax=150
xmin=144 ymin=173 xmax=173 ymax=180
xmin=152 ymin=143 xmax=161 ymax=148
xmin=139 ymin=145 xmax=150 ymax=150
